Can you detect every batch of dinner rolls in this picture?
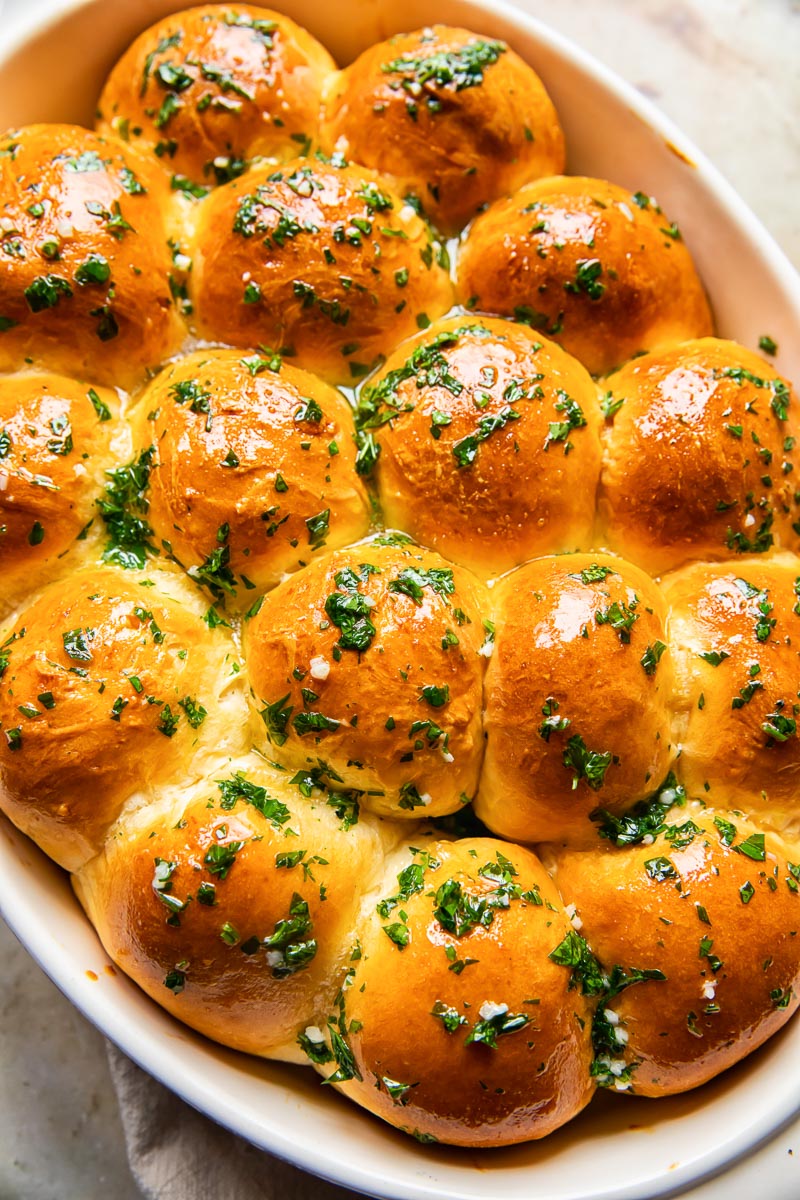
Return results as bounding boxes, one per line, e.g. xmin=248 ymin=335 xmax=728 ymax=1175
xmin=2 ymin=3 xmax=800 ymax=1149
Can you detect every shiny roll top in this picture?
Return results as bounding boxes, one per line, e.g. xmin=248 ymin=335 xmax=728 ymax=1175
xmin=188 ymin=158 xmax=453 ymax=384
xmin=359 ymin=315 xmax=602 ymax=578
xmin=0 ymin=0 xmax=799 ymax=1154
xmin=244 ymin=540 xmax=488 ymax=819
xmin=663 ymin=557 xmax=800 ymax=825
xmin=76 ymin=753 xmax=398 ymax=1059
xmin=478 ymin=553 xmax=674 ymax=845
xmin=319 ymin=25 xmax=565 ymax=234
xmin=0 ymin=125 xmax=184 ymax=387
xmin=547 ymin=812 xmax=800 ymax=1096
xmin=336 ymin=837 xmax=595 ymax=1145
xmin=96 ymin=5 xmax=336 ymax=185
xmin=457 ymin=175 xmax=713 ymax=376
xmin=598 ymin=339 xmax=800 ymax=574
xmin=133 ymin=349 xmax=371 ymax=600
xmin=0 ymin=370 xmax=120 ymax=610
xmin=0 ymin=565 xmax=250 ymax=872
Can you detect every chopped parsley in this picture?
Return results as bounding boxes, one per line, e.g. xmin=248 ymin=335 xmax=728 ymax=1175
xmin=262 ymin=892 xmax=317 ymax=978
xmin=24 ymin=274 xmax=72 ymax=312
xmin=62 ymin=627 xmax=94 ymax=662
xmin=157 ymin=704 xmax=180 ymax=737
xmin=97 ymin=447 xmax=156 ymax=569
xmin=644 ymin=856 xmax=678 ymax=882
xmin=544 ymin=391 xmax=586 ymax=453
xmin=452 ymin=406 xmax=520 ymax=468
xmin=381 ymin=41 xmax=506 ymax=114
xmin=762 ymin=707 xmax=797 ymax=742
xmin=355 ymin=329 xmax=471 ymax=470
xmin=430 ymin=1000 xmax=467 ymax=1033
xmin=87 ymin=387 xmax=111 ymax=422
xmin=324 ymin=566 xmax=377 ymax=652
xmin=562 ymin=734 xmax=613 ymax=790
xmin=293 ymin=711 xmax=340 ymax=736
xmin=203 ymin=838 xmax=245 ymax=880
xmin=564 ymin=258 xmax=605 ymax=300
xmin=305 ymin=509 xmax=330 ymax=549
xmin=217 ymin=772 xmax=290 ymax=827
xmin=261 ymin=694 xmax=293 ymax=746
xmin=388 ymin=566 xmax=454 ymax=604
xmin=592 ymin=774 xmax=685 ymax=846
xmin=595 ymin=597 xmax=639 ymax=643
xmin=641 ymin=640 xmax=667 ymax=675
xmin=178 ymin=695 xmax=207 ymax=729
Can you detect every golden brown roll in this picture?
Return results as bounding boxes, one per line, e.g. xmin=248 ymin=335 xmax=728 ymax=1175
xmin=320 ymin=26 xmax=564 ymax=234
xmin=134 ymin=349 xmax=370 ymax=604
xmin=550 ymin=810 xmax=800 ymax=1097
xmin=360 ymin=315 xmax=602 ymax=578
xmin=245 ymin=540 xmax=487 ymax=818
xmin=189 ymin=158 xmax=453 ymax=383
xmin=314 ymin=836 xmax=594 ymax=1145
xmin=477 ymin=553 xmax=674 ymax=843
xmin=598 ymin=339 xmax=800 ymax=575
xmin=2 ymin=10 xmax=799 ymax=1155
xmin=0 ymin=125 xmax=184 ymax=387
xmin=663 ymin=557 xmax=800 ymax=819
xmin=457 ymin=176 xmax=713 ymax=376
xmin=0 ymin=370 xmax=120 ymax=613
xmin=0 ymin=565 xmax=250 ymax=872
xmin=97 ymin=5 xmax=335 ymax=189
xmin=75 ymin=754 xmax=395 ymax=1059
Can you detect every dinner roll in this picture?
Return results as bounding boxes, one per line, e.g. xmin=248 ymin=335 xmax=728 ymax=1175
xmin=457 ymin=176 xmax=713 ymax=376
xmin=135 ymin=348 xmax=370 ymax=605
xmin=663 ymin=558 xmax=800 ymax=821
xmin=0 ymin=370 xmax=120 ymax=614
xmin=0 ymin=565 xmax=249 ymax=872
xmin=598 ymin=339 xmax=799 ymax=575
xmin=75 ymin=754 xmax=394 ymax=1059
xmin=245 ymin=539 xmax=487 ymax=818
xmin=318 ymin=837 xmax=594 ymax=1145
xmin=359 ymin=315 xmax=602 ymax=578
xmin=477 ymin=553 xmax=674 ymax=844
xmin=320 ymin=25 xmax=564 ymax=234
xmin=97 ymin=5 xmax=335 ymax=189
xmin=550 ymin=810 xmax=800 ymax=1097
xmin=0 ymin=125 xmax=184 ymax=387
xmin=189 ymin=158 xmax=453 ymax=383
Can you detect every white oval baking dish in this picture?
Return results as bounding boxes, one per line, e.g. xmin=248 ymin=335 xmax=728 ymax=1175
xmin=1 ymin=2 xmax=800 ymax=1198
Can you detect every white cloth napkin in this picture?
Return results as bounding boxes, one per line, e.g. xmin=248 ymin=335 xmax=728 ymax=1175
xmin=106 ymin=1042 xmax=360 ymax=1200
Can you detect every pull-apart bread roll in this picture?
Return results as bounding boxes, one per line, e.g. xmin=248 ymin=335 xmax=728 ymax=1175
xmin=357 ymin=315 xmax=602 ymax=578
xmin=0 ymin=125 xmax=184 ymax=386
xmin=330 ymin=837 xmax=595 ymax=1146
xmin=134 ymin=348 xmax=370 ymax=604
xmin=245 ymin=539 xmax=488 ymax=818
xmin=2 ymin=0 xmax=800 ymax=1157
xmin=75 ymin=754 xmax=394 ymax=1059
xmin=0 ymin=566 xmax=249 ymax=871
xmin=189 ymin=158 xmax=453 ymax=383
xmin=599 ymin=339 xmax=800 ymax=575
xmin=478 ymin=553 xmax=674 ymax=844
xmin=550 ymin=810 xmax=800 ymax=1096
xmin=664 ymin=558 xmax=800 ymax=821
xmin=320 ymin=25 xmax=565 ymax=234
xmin=0 ymin=370 xmax=120 ymax=613
xmin=458 ymin=176 xmax=712 ymax=376
xmin=97 ymin=5 xmax=335 ymax=187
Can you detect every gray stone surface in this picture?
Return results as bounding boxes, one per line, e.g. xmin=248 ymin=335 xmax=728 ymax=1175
xmin=0 ymin=921 xmax=140 ymax=1200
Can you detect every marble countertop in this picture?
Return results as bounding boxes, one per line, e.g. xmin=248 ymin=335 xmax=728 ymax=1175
xmin=0 ymin=1 xmax=799 ymax=1198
